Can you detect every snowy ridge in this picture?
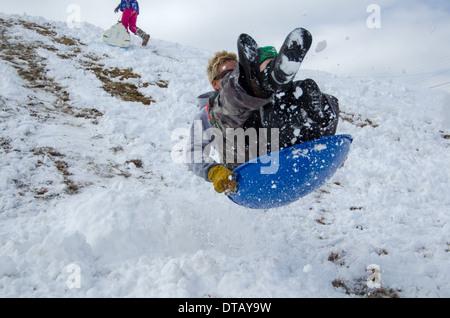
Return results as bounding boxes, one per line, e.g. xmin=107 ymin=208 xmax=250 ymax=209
xmin=0 ymin=13 xmax=449 ymax=298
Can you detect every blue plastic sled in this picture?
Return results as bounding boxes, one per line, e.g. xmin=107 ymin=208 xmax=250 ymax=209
xmin=228 ymin=134 xmax=353 ymax=209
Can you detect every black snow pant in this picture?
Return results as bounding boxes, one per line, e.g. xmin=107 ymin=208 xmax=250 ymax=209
xmin=241 ymin=79 xmax=340 ymax=157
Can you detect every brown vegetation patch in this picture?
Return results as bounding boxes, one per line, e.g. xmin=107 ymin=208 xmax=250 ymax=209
xmin=80 ymin=60 xmax=158 ymax=105
xmin=18 ymin=19 xmax=57 ymax=37
xmin=0 ymin=138 xmax=12 ymax=153
xmin=0 ymin=21 xmax=70 ymax=107
xmin=340 ymin=111 xmax=379 ymax=128
xmin=126 ymin=159 xmax=143 ymax=168
xmin=33 ymin=147 xmax=80 ymax=195
xmin=332 ymin=278 xmax=401 ymax=298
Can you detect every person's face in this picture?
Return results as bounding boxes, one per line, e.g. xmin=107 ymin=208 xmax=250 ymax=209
xmin=260 ymin=58 xmax=273 ymax=72
xmin=211 ymin=60 xmax=238 ymax=91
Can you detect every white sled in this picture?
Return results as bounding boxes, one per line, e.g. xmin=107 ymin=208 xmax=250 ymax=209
xmin=102 ymin=22 xmax=131 ymax=48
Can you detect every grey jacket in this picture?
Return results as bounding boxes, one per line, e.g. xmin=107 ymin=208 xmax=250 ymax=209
xmin=186 ymin=68 xmax=271 ymax=181
xmin=185 ymin=91 xmax=218 ymax=181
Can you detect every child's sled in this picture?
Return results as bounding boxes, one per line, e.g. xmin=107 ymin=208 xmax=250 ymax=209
xmin=102 ymin=22 xmax=131 ymax=48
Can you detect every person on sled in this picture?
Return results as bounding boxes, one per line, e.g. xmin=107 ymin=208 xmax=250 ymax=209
xmin=114 ymin=0 xmax=150 ymax=46
xmin=186 ymin=28 xmax=340 ymax=196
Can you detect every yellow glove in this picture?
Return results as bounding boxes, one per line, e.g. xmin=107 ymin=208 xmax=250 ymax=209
xmin=208 ymin=165 xmax=238 ymax=195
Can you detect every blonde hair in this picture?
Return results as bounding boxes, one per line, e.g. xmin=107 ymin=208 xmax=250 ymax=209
xmin=207 ymin=51 xmax=238 ymax=84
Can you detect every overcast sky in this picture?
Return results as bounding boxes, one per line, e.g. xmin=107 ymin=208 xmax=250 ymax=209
xmin=2 ymin=0 xmax=450 ymax=91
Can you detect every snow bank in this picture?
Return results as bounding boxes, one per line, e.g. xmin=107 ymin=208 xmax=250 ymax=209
xmin=0 ymin=13 xmax=449 ymax=298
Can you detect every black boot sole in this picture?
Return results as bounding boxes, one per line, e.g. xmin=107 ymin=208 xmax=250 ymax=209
xmin=237 ymin=33 xmax=261 ymax=97
xmin=270 ymin=28 xmax=312 ymax=86
xmin=237 ymin=28 xmax=313 ymax=98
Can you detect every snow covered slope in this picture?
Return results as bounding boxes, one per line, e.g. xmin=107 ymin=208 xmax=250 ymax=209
xmin=0 ymin=13 xmax=449 ymax=298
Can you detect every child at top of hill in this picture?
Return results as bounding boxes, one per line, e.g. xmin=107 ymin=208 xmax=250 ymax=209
xmin=114 ymin=0 xmax=150 ymax=46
